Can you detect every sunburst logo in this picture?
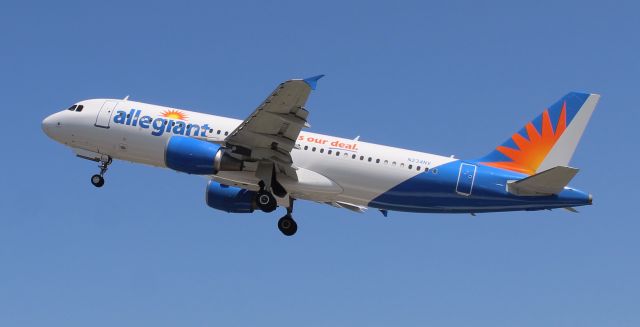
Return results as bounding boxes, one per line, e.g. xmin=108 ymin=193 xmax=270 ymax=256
xmin=482 ymin=102 xmax=568 ymax=175
xmin=161 ymin=109 xmax=188 ymax=121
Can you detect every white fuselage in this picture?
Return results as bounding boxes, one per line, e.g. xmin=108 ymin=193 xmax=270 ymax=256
xmin=43 ymin=99 xmax=457 ymax=208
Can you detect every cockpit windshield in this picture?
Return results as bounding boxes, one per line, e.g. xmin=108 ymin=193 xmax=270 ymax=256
xmin=66 ymin=104 xmax=84 ymax=112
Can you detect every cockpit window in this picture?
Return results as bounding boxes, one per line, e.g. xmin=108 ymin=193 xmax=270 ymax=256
xmin=75 ymin=105 xmax=84 ymax=112
xmin=67 ymin=105 xmax=77 ymax=111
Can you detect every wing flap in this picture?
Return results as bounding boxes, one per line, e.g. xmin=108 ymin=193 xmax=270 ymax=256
xmin=328 ymin=201 xmax=367 ymax=213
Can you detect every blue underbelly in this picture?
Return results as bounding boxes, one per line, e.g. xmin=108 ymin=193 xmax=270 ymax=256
xmin=368 ymin=161 xmax=590 ymax=213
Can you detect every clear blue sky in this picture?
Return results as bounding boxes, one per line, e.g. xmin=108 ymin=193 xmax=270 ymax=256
xmin=1 ymin=1 xmax=638 ymax=326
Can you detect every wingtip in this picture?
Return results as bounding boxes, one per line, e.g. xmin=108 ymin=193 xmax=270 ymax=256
xmin=303 ymin=74 xmax=325 ymax=90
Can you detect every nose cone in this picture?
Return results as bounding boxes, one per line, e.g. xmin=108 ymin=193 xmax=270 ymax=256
xmin=42 ymin=114 xmax=56 ymax=139
xmin=42 ymin=112 xmax=65 ymax=142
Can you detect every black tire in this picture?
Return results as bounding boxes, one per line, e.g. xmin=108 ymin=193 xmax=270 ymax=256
xmin=91 ymin=174 xmax=104 ymax=188
xmin=255 ymin=191 xmax=277 ymax=213
xmin=277 ymin=215 xmax=297 ymax=236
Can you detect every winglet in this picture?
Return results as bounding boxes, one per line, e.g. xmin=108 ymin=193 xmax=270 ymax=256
xmin=303 ymin=74 xmax=325 ymax=90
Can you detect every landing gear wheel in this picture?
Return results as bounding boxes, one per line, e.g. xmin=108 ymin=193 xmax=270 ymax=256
xmin=256 ymin=191 xmax=277 ymax=213
xmin=90 ymin=157 xmax=111 ymax=188
xmin=277 ymin=215 xmax=297 ymax=236
xmin=91 ymin=174 xmax=105 ymax=188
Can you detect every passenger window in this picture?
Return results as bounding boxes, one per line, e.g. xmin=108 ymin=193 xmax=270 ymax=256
xmin=217 ymin=130 xmax=221 ymax=134
xmin=360 ymin=156 xmax=364 ymax=160
xmin=209 ymin=129 xmax=213 ymax=133
xmin=376 ymin=159 xmax=380 ymax=163
xmin=304 ymin=145 xmax=309 ymax=150
xmin=67 ymin=105 xmax=77 ymax=111
xmin=408 ymin=164 xmax=413 ymax=169
xmin=312 ymin=147 xmax=316 ymax=152
xmin=328 ymin=150 xmax=332 ymax=155
xmin=75 ymin=105 xmax=84 ymax=112
xmin=336 ymin=151 xmax=340 ymax=156
xmin=224 ymin=131 xmax=229 ymax=136
xmin=400 ymin=163 xmax=405 ymax=167
xmin=384 ymin=160 xmax=388 ymax=164
xmin=352 ymin=154 xmax=356 ymax=159
xmin=368 ymin=157 xmax=372 ymax=162
xmin=417 ymin=166 xmax=421 ymax=171
xmin=392 ymin=161 xmax=397 ymax=166
xmin=320 ymin=148 xmax=324 ymax=153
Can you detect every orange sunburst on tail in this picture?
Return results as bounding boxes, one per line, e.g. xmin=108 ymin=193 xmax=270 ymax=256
xmin=482 ymin=102 xmax=567 ymax=175
xmin=161 ymin=109 xmax=188 ymax=121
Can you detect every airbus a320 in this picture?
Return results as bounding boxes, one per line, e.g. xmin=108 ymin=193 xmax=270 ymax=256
xmin=42 ymin=75 xmax=599 ymax=236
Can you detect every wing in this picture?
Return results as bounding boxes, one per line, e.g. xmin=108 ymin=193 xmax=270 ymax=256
xmin=224 ymin=75 xmax=324 ymax=177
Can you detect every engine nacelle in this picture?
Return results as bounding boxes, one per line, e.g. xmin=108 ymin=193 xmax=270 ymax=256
xmin=165 ymin=136 xmax=243 ymax=175
xmin=205 ymin=181 xmax=256 ymax=213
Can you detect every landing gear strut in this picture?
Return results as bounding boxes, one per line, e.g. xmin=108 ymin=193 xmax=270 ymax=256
xmin=277 ymin=200 xmax=297 ymax=236
xmin=90 ymin=157 xmax=111 ymax=188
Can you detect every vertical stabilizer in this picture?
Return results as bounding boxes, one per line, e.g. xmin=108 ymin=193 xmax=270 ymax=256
xmin=478 ymin=92 xmax=600 ymax=175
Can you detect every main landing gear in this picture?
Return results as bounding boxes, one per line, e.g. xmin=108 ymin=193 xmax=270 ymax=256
xmin=255 ymin=190 xmax=277 ymax=213
xmin=254 ymin=184 xmax=298 ymax=236
xmin=90 ymin=157 xmax=111 ymax=188
xmin=277 ymin=205 xmax=297 ymax=236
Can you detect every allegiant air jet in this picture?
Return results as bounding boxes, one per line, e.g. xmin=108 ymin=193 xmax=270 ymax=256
xmin=42 ymin=76 xmax=599 ymax=236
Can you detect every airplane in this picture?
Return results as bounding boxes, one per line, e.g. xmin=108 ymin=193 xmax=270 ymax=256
xmin=42 ymin=75 xmax=599 ymax=236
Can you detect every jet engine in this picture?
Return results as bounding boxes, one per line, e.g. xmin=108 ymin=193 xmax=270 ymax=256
xmin=205 ymin=181 xmax=256 ymax=213
xmin=165 ymin=136 xmax=243 ymax=174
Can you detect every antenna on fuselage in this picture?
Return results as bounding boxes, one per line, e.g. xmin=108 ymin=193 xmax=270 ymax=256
xmin=354 ymin=135 xmax=360 ymax=141
xmin=123 ymin=95 xmax=130 ymax=101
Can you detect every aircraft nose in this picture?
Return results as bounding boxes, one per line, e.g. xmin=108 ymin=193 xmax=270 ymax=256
xmin=42 ymin=114 xmax=53 ymax=137
xmin=42 ymin=113 xmax=60 ymax=139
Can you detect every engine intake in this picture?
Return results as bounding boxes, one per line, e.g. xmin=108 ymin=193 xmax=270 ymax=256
xmin=165 ymin=136 xmax=243 ymax=175
xmin=205 ymin=181 xmax=256 ymax=213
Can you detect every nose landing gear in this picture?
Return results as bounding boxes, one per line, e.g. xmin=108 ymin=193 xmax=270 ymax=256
xmin=90 ymin=157 xmax=111 ymax=188
xmin=90 ymin=174 xmax=104 ymax=187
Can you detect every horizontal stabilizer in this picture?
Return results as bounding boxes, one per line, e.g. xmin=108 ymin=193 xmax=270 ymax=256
xmin=507 ymin=166 xmax=579 ymax=196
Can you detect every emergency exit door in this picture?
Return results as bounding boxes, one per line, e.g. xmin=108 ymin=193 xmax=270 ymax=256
xmin=456 ymin=163 xmax=477 ymax=195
